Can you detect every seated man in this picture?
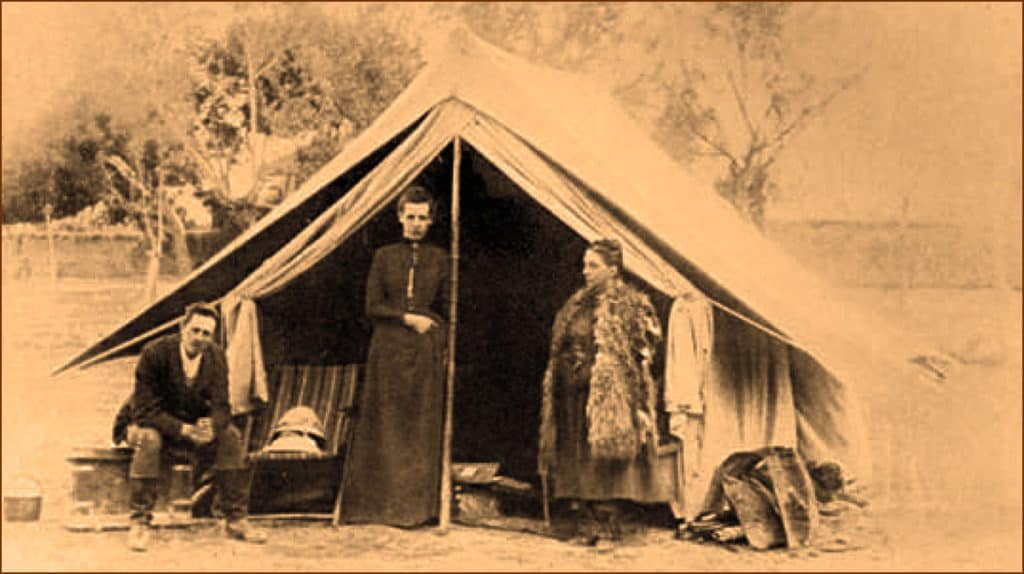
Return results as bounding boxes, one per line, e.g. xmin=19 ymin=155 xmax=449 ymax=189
xmin=126 ymin=302 xmax=266 ymax=552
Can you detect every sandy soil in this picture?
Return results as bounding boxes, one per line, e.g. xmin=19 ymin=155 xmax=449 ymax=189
xmin=2 ymin=277 xmax=1020 ymax=571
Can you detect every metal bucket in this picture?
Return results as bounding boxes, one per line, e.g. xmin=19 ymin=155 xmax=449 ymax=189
xmin=3 ymin=475 xmax=42 ymax=522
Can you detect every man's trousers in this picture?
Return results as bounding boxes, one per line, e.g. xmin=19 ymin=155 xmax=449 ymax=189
xmin=127 ymin=424 xmax=249 ymax=523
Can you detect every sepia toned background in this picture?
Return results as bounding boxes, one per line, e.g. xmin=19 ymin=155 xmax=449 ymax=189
xmin=2 ymin=2 xmax=1021 ymax=570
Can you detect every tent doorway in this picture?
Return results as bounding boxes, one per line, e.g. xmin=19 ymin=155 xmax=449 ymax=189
xmin=253 ymin=141 xmax=670 ymax=483
xmin=446 ymin=142 xmax=671 ymax=480
xmin=450 ymin=144 xmax=586 ymax=480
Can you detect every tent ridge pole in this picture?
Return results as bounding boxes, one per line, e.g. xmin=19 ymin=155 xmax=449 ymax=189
xmin=439 ymin=136 xmax=461 ymax=531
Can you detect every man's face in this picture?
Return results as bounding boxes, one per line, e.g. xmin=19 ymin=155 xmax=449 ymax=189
xmin=181 ymin=314 xmax=217 ymax=357
xmin=398 ymin=202 xmax=433 ymax=241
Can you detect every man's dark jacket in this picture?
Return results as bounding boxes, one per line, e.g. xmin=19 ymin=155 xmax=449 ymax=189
xmin=128 ymin=333 xmax=232 ymax=440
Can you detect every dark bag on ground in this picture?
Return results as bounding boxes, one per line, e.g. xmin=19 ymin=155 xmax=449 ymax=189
xmin=705 ymin=446 xmax=819 ymax=549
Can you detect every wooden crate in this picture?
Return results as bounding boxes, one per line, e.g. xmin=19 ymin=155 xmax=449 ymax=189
xmin=65 ymin=446 xmax=193 ymax=531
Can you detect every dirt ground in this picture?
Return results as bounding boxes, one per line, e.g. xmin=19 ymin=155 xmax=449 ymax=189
xmin=2 ymin=276 xmax=1021 ymax=571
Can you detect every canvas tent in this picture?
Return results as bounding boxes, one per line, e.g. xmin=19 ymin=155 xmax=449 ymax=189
xmin=57 ymin=29 xmax=938 ymax=520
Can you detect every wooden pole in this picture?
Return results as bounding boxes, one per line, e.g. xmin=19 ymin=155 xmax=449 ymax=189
xmin=43 ymin=202 xmax=57 ymax=362
xmin=43 ymin=203 xmax=57 ymax=287
xmin=439 ymin=137 xmax=461 ymax=531
xmin=541 ymin=473 xmax=551 ymax=528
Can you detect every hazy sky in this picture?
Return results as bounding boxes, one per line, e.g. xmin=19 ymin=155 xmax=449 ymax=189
xmin=770 ymin=2 xmax=1022 ymax=226
xmin=3 ymin=2 xmax=1021 ymax=229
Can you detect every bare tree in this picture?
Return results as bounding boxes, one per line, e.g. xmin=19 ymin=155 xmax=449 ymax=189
xmin=451 ymin=2 xmax=858 ymax=228
xmin=656 ymin=3 xmax=861 ymax=228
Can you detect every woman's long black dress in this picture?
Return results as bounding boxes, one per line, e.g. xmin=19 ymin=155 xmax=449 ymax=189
xmin=342 ymin=241 xmax=450 ymax=526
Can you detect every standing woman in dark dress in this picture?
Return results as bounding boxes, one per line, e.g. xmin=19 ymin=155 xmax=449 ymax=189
xmin=343 ymin=186 xmax=450 ymax=527
xmin=538 ymin=239 xmax=663 ymax=547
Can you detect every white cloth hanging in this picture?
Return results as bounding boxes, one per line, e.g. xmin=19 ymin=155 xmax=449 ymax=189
xmin=664 ymin=295 xmax=714 ymax=419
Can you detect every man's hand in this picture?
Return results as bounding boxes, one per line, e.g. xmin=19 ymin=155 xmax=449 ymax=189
xmin=402 ymin=313 xmax=436 ymax=334
xmin=182 ymin=419 xmax=214 ymax=445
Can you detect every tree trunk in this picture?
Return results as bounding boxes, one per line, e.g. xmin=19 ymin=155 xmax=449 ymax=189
xmin=717 ymin=161 xmax=768 ymax=229
xmin=143 ymin=190 xmax=164 ymax=303
xmin=244 ymin=32 xmax=263 ymax=204
xmin=143 ymin=248 xmax=161 ymax=303
xmin=165 ymin=206 xmax=193 ymax=275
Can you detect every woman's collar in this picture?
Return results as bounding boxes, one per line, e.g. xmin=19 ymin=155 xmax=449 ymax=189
xmin=589 ymin=275 xmax=623 ymax=294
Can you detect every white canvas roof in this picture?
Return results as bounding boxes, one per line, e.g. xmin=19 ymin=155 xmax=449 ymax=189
xmin=239 ymin=28 xmax=938 ymax=391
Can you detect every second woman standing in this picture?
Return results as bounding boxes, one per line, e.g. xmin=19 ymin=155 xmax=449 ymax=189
xmin=538 ymin=239 xmax=663 ymax=547
xmin=342 ymin=185 xmax=450 ymax=527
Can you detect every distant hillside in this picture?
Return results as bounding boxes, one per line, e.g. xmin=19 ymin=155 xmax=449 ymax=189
xmin=765 ymin=220 xmax=1022 ymax=289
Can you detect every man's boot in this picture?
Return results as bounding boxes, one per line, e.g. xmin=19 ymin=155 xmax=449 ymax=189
xmin=224 ymin=517 xmax=267 ymax=543
xmin=127 ymin=478 xmax=157 ymax=552
xmin=128 ymin=520 xmax=151 ymax=552
xmin=215 ymin=468 xmax=267 ymax=544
